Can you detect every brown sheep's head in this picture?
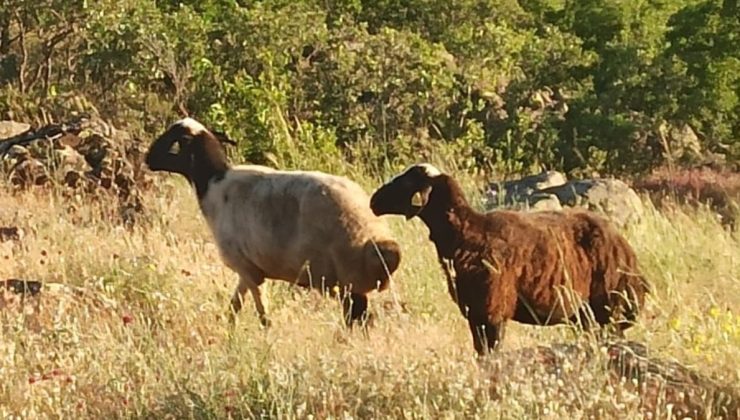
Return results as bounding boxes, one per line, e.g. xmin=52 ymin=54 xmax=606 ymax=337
xmin=370 ymin=163 xmax=442 ymax=220
xmin=145 ymin=118 xmax=234 ymax=199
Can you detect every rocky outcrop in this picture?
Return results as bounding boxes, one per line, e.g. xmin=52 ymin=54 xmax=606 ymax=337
xmin=486 ymin=171 xmax=644 ymax=228
xmin=488 ymin=339 xmax=739 ymax=419
xmin=0 ymin=117 xmax=150 ymax=227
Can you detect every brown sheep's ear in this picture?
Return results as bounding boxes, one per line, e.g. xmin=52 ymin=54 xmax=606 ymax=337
xmin=405 ymin=186 xmax=432 ymax=220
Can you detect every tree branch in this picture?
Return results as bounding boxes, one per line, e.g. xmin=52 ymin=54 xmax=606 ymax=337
xmin=12 ymin=10 xmax=27 ymax=94
xmin=0 ymin=15 xmax=10 ymax=55
xmin=42 ymin=26 xmax=75 ymax=92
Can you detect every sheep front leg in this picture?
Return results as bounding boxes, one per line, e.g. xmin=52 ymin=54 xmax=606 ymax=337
xmin=468 ymin=320 xmax=505 ymax=356
xmin=229 ymin=273 xmax=269 ymax=327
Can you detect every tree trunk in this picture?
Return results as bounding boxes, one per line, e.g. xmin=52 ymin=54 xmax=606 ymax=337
xmin=13 ymin=11 xmax=27 ymax=94
xmin=0 ymin=15 xmax=10 ymax=55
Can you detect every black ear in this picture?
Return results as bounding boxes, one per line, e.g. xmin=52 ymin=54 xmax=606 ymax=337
xmin=404 ymin=185 xmax=432 ymax=220
xmin=212 ymin=130 xmax=237 ymax=146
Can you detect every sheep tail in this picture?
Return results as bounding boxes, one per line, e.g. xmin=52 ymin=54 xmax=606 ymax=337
xmin=363 ymin=239 xmax=401 ymax=292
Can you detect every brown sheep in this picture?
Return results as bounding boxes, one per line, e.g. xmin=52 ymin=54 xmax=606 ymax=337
xmin=370 ymin=163 xmax=649 ymax=355
xmin=145 ymin=117 xmax=401 ymax=327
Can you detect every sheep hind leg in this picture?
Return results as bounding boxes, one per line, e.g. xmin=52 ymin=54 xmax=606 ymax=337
xmin=249 ymin=286 xmax=270 ymax=328
xmin=229 ymin=273 xmax=269 ymax=327
xmin=608 ymin=290 xmax=643 ymax=337
xmin=342 ymin=293 xmax=369 ymax=328
xmin=571 ymin=303 xmax=602 ymax=333
xmin=586 ymin=296 xmax=628 ymax=339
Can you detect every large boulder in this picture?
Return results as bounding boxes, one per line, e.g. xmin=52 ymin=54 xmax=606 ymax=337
xmin=486 ymin=172 xmax=644 ymax=228
xmin=539 ymin=179 xmax=644 ymax=227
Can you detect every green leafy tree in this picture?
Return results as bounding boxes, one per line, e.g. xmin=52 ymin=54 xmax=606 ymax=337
xmin=661 ymin=0 xmax=739 ymax=156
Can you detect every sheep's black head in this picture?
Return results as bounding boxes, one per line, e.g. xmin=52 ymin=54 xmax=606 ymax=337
xmin=370 ymin=163 xmax=442 ymax=220
xmin=145 ymin=118 xmax=231 ymax=199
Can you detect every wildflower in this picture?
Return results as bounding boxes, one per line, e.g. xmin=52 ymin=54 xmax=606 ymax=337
xmin=722 ymin=322 xmax=733 ymax=334
xmin=122 ymin=314 xmax=134 ymax=325
xmin=668 ymin=318 xmax=681 ymax=330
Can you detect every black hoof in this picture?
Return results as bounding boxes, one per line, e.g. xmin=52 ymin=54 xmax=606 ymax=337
xmin=259 ymin=316 xmax=272 ymax=329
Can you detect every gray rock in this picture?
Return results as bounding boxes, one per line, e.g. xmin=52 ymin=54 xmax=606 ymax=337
xmin=486 ymin=173 xmax=643 ymax=228
xmin=524 ymin=193 xmax=564 ymax=212
xmin=486 ymin=170 xmax=567 ymax=206
xmin=0 ymin=120 xmax=31 ymax=139
xmin=538 ymin=179 xmax=644 ymax=227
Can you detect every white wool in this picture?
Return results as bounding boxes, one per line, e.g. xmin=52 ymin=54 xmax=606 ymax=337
xmin=176 ymin=117 xmax=207 ymax=135
xmin=193 ymin=164 xmax=399 ymax=324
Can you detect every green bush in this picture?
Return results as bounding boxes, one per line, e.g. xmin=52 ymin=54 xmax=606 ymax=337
xmin=0 ymin=0 xmax=736 ymax=176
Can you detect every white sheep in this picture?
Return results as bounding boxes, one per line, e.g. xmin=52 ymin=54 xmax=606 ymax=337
xmin=145 ymin=118 xmax=401 ymax=326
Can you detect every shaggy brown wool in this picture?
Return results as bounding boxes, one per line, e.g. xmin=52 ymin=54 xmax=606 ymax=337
xmin=371 ymin=165 xmax=649 ymax=355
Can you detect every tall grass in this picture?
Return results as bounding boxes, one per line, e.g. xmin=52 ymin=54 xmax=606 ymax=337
xmin=0 ymin=163 xmax=738 ymax=419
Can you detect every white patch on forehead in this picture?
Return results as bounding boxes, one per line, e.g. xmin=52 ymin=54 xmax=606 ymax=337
xmin=387 ymin=163 xmax=442 ymax=183
xmin=417 ymin=163 xmax=442 ymax=177
xmin=176 ymin=117 xmax=207 ymax=135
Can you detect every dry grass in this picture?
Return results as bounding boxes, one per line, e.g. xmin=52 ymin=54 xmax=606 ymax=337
xmin=632 ymin=167 xmax=740 ymax=228
xmin=1 ymin=171 xmax=739 ymax=419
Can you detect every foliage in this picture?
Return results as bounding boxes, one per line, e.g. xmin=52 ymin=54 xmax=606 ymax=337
xmin=662 ymin=0 xmax=740 ymax=156
xmin=0 ymin=0 xmax=737 ymax=176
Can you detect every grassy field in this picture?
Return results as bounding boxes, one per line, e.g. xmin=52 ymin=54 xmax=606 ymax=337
xmin=1 ymin=169 xmax=739 ymax=419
